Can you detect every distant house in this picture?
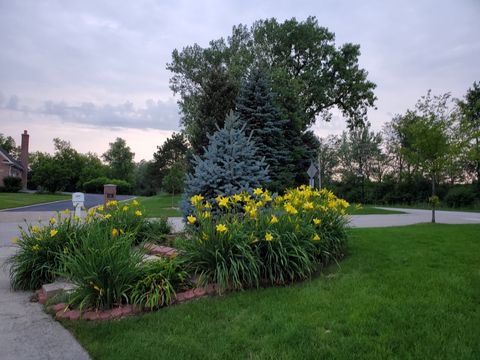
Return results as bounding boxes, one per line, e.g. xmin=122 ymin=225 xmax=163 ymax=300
xmin=0 ymin=130 xmax=29 ymax=189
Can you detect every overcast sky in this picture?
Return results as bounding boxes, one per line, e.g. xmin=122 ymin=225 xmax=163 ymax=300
xmin=1 ymin=0 xmax=479 ymax=161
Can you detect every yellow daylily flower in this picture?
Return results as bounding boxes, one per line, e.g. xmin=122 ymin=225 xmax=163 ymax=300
xmin=111 ymin=228 xmax=119 ymax=237
xmin=303 ymin=202 xmax=314 ymax=211
xmin=122 ymin=205 xmax=129 ymax=212
xmin=204 ymin=201 xmax=212 ymax=209
xmin=63 ymin=209 xmax=70 ymax=215
xmin=32 ymin=244 xmax=41 ymax=251
xmin=216 ymin=224 xmax=228 ymax=233
xmin=31 ymin=225 xmax=39 ymax=233
xmin=284 ymin=203 xmax=298 ymax=215
xmin=49 ymin=217 xmax=56 ymax=225
xmin=135 ymin=210 xmax=142 ymax=217
xmin=313 ymin=218 xmax=321 ymax=225
xmin=216 ymin=196 xmax=229 ymax=207
xmin=202 ymin=211 xmax=211 ymax=219
xmin=132 ymin=199 xmax=139 ymax=206
xmin=312 ymin=234 xmax=321 ymax=241
xmin=265 ymin=232 xmax=273 ymax=241
xmin=232 ymin=194 xmax=242 ymax=203
xmin=50 ymin=229 xmax=58 ymax=237
xmin=191 ymin=194 xmax=204 ymax=206
xmin=97 ymin=205 xmax=104 ymax=212
xmin=187 ymin=215 xmax=197 ymax=224
xmin=253 ymin=188 xmax=263 ymax=196
xmin=270 ymin=215 xmax=279 ymax=224
xmin=104 ymin=213 xmax=112 ymax=219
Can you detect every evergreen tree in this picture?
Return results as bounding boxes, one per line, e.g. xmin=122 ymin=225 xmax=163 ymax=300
xmin=181 ymin=111 xmax=269 ymax=217
xmin=236 ymin=67 xmax=290 ymax=191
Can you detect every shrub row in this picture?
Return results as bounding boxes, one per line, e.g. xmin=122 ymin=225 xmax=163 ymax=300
xmin=82 ymin=177 xmax=132 ymax=195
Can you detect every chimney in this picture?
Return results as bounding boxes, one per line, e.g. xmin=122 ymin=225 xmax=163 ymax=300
xmin=20 ymin=130 xmax=29 ymax=190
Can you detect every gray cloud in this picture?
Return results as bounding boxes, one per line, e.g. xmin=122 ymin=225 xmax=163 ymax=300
xmin=0 ymin=95 xmax=180 ymax=130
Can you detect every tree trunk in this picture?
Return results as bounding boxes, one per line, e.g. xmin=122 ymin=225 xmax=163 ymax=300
xmin=431 ymin=175 xmax=436 ymax=223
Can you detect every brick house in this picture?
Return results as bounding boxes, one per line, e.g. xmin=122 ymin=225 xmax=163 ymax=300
xmin=0 ymin=130 xmax=29 ymax=189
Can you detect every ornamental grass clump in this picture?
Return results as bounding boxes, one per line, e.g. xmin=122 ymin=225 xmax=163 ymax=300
xmin=182 ymin=186 xmax=349 ymax=292
xmin=8 ymin=211 xmax=83 ymax=290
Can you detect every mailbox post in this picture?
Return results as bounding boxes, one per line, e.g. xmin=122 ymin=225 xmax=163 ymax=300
xmin=72 ymin=192 xmax=85 ymax=218
xmin=104 ymin=184 xmax=117 ymax=206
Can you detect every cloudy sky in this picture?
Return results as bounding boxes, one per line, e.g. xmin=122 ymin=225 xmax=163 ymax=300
xmin=1 ymin=0 xmax=479 ymax=160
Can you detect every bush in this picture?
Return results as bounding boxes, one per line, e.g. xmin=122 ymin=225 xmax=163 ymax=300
xmin=181 ymin=186 xmax=349 ymax=292
xmin=130 ymin=258 xmax=190 ymax=310
xmin=8 ymin=212 xmax=82 ymax=290
xmin=3 ymin=176 xmax=22 ymax=192
xmin=60 ymin=222 xmax=143 ymax=310
xmin=444 ymin=186 xmax=476 ymax=208
xmin=82 ymin=177 xmax=132 ymax=195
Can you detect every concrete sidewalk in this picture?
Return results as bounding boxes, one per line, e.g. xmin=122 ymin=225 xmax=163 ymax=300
xmin=350 ymin=207 xmax=480 ymax=227
xmin=0 ymin=211 xmax=90 ymax=360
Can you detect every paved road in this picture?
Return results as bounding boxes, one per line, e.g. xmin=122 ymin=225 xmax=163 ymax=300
xmin=349 ymin=207 xmax=480 ymax=227
xmin=3 ymin=193 xmax=135 ymax=212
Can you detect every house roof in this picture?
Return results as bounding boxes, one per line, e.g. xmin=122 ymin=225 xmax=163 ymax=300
xmin=0 ymin=147 xmax=24 ymax=171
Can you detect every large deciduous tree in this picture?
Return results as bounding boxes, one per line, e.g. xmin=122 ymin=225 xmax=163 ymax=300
xmin=458 ymin=81 xmax=480 ymax=184
xmin=168 ymin=16 xmax=376 ymax=187
xmin=397 ymin=92 xmax=455 ymax=222
xmin=151 ymin=132 xmax=189 ymax=188
xmin=102 ymin=138 xmax=135 ymax=182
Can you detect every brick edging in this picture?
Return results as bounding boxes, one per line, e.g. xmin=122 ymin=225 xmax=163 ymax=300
xmin=48 ymin=284 xmax=216 ymax=321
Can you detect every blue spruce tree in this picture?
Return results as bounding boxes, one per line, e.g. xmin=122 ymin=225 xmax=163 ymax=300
xmin=236 ymin=67 xmax=292 ymax=191
xmin=181 ymin=111 xmax=269 ymax=217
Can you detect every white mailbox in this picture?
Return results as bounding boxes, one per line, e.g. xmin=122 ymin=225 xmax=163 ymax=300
xmin=72 ymin=192 xmax=85 ymax=218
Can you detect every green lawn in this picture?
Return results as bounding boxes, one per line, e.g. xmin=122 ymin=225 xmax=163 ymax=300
xmin=347 ymin=205 xmax=405 ymax=215
xmin=65 ymin=224 xmax=480 ymax=359
xmin=139 ymin=193 xmax=182 ymax=217
xmin=0 ymin=193 xmax=70 ymax=210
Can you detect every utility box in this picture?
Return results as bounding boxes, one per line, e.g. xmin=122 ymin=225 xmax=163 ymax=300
xmin=104 ymin=184 xmax=117 ymax=205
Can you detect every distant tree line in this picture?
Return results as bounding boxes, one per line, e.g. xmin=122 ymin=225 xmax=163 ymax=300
xmin=317 ymin=84 xmax=480 ymax=209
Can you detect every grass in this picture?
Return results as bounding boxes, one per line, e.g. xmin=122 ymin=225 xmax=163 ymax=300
xmin=65 ymin=224 xmax=480 ymax=359
xmin=139 ymin=193 xmax=182 ymax=217
xmin=347 ymin=205 xmax=405 ymax=215
xmin=0 ymin=192 xmax=70 ymax=210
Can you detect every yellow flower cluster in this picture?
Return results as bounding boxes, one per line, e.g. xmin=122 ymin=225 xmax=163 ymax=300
xmin=188 ymin=185 xmax=349 ymax=244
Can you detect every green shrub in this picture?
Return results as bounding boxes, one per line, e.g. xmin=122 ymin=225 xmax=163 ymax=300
xmin=61 ymin=222 xmax=143 ymax=310
xmin=82 ymin=177 xmax=132 ymax=194
xmin=3 ymin=176 xmax=22 ymax=192
xmin=130 ymin=258 xmax=190 ymax=310
xmin=444 ymin=186 xmax=476 ymax=208
xmin=8 ymin=212 xmax=81 ymax=290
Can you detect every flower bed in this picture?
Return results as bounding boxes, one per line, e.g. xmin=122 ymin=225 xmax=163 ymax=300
xmin=181 ymin=185 xmax=349 ymax=293
xmin=8 ymin=186 xmax=349 ymax=319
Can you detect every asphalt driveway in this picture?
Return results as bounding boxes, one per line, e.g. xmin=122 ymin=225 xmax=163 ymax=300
xmin=4 ymin=194 xmax=135 ymax=212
